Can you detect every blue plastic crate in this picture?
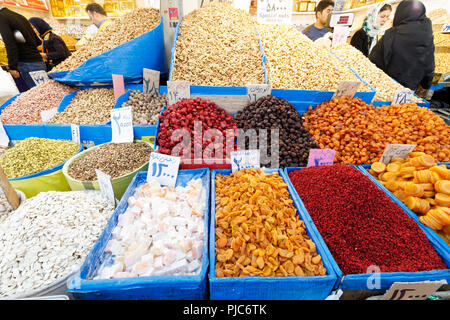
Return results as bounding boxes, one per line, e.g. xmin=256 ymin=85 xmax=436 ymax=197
xmin=68 ymin=169 xmax=211 ymax=300
xmin=209 ymin=168 xmax=338 ymax=300
xmin=283 ymin=166 xmax=450 ymax=291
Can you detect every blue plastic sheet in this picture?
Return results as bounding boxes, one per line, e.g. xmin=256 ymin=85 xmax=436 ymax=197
xmin=67 ymin=169 xmax=210 ymax=300
xmin=48 ymin=17 xmax=167 ymax=87
xmin=283 ymin=166 xmax=450 ymax=291
xmin=209 ymin=168 xmax=338 ymax=300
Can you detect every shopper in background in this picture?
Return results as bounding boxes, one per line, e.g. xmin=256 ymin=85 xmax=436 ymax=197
xmin=303 ymin=0 xmax=335 ymax=41
xmin=29 ymin=17 xmax=71 ymax=71
xmin=0 ymin=7 xmax=46 ymax=90
xmin=369 ymin=0 xmax=434 ymax=92
xmin=350 ymin=2 xmax=392 ymax=57
xmin=85 ymin=3 xmax=112 ymax=32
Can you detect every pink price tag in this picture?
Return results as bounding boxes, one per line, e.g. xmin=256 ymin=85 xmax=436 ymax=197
xmin=112 ymin=74 xmax=125 ymax=101
xmin=307 ymin=149 xmax=336 ymax=167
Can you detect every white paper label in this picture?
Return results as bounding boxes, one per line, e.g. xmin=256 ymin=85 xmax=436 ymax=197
xmin=111 ymin=107 xmax=134 ymax=143
xmin=332 ymin=26 xmax=350 ymax=47
xmin=442 ymin=24 xmax=450 ymax=33
xmin=0 ymin=122 xmax=10 ymax=147
xmin=95 ymin=169 xmax=115 ymax=206
xmin=71 ymin=124 xmax=80 ymax=144
xmin=40 ymin=108 xmax=58 ymax=123
xmin=257 ymin=0 xmax=293 ymax=25
xmin=147 ymin=152 xmax=181 ymax=187
xmin=167 ymin=81 xmax=190 ymax=105
xmin=392 ymin=90 xmax=413 ymax=104
xmin=246 ymin=84 xmax=272 ymax=103
xmin=29 ymin=70 xmax=49 ymax=85
xmin=143 ymin=68 xmax=160 ymax=95
xmin=380 ymin=144 xmax=416 ymax=164
xmin=383 ymin=280 xmax=447 ymax=300
xmin=230 ymin=150 xmax=260 ymax=173
xmin=332 ymin=80 xmax=361 ymax=99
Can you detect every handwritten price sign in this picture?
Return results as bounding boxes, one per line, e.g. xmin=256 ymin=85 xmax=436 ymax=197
xmin=96 ymin=169 xmax=115 ymax=206
xmin=143 ymin=68 xmax=160 ymax=95
xmin=111 ymin=107 xmax=134 ymax=143
xmin=112 ymin=74 xmax=125 ymax=101
xmin=332 ymin=80 xmax=361 ymax=99
xmin=29 ymin=70 xmax=49 ymax=86
xmin=380 ymin=144 xmax=416 ymax=164
xmin=332 ymin=26 xmax=350 ymax=47
xmin=71 ymin=124 xmax=80 ymax=144
xmin=147 ymin=152 xmax=181 ymax=186
xmin=383 ymin=280 xmax=447 ymax=300
xmin=246 ymin=84 xmax=272 ymax=103
xmin=0 ymin=122 xmax=10 ymax=147
xmin=307 ymin=149 xmax=336 ymax=167
xmin=392 ymin=90 xmax=413 ymax=104
xmin=230 ymin=150 xmax=260 ymax=173
xmin=167 ymin=81 xmax=190 ymax=105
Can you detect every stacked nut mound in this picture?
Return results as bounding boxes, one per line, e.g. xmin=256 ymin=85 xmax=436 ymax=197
xmin=236 ymin=95 xmax=318 ymax=167
xmin=256 ymin=24 xmax=369 ymax=91
xmin=121 ymin=90 xmax=167 ymax=125
xmin=171 ymin=2 xmax=265 ymax=86
xmin=50 ymin=88 xmax=116 ymax=124
xmin=331 ymin=43 xmax=422 ymax=102
xmin=53 ymin=8 xmax=160 ymax=71
xmin=68 ymin=142 xmax=153 ymax=181
xmin=0 ymin=80 xmax=76 ymax=124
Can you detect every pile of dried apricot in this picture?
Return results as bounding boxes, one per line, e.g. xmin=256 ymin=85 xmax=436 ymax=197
xmin=214 ymin=168 xmax=327 ymax=277
xmin=303 ymin=97 xmax=450 ymax=164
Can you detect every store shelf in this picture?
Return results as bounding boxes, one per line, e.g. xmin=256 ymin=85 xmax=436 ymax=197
xmin=340 ymin=0 xmax=401 ymax=13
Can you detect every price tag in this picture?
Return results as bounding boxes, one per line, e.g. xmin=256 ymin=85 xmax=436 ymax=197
xmin=0 ymin=166 xmax=20 ymax=210
xmin=111 ymin=107 xmax=134 ymax=143
xmin=167 ymin=81 xmax=190 ymax=105
xmin=442 ymin=24 xmax=450 ymax=33
xmin=379 ymin=144 xmax=416 ymax=164
xmin=95 ymin=169 xmax=115 ymax=206
xmin=382 ymin=280 xmax=447 ymax=300
xmin=246 ymin=84 xmax=272 ymax=103
xmin=230 ymin=150 xmax=260 ymax=173
xmin=147 ymin=152 xmax=180 ymax=187
xmin=0 ymin=122 xmax=10 ymax=147
xmin=143 ymin=68 xmax=160 ymax=95
xmin=40 ymin=107 xmax=58 ymax=123
xmin=71 ymin=124 xmax=80 ymax=144
xmin=392 ymin=90 xmax=413 ymax=104
xmin=112 ymin=74 xmax=125 ymax=101
xmin=332 ymin=26 xmax=350 ymax=47
xmin=29 ymin=70 xmax=49 ymax=85
xmin=332 ymin=80 xmax=361 ymax=99
xmin=307 ymin=149 xmax=336 ymax=167
xmin=257 ymin=0 xmax=293 ymax=25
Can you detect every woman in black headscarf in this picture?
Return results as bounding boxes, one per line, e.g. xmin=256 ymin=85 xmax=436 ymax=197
xmin=369 ymin=0 xmax=435 ymax=92
xmin=28 ymin=17 xmax=71 ymax=71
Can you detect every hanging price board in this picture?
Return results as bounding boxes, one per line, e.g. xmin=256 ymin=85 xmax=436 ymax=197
xmin=143 ymin=68 xmax=160 ymax=95
xmin=257 ymin=0 xmax=293 ymax=25
xmin=112 ymin=74 xmax=125 ymax=101
xmin=147 ymin=152 xmax=180 ymax=186
xmin=29 ymin=70 xmax=49 ymax=86
xmin=332 ymin=80 xmax=361 ymax=99
xmin=392 ymin=90 xmax=413 ymax=104
xmin=40 ymin=108 xmax=58 ymax=123
xmin=230 ymin=150 xmax=260 ymax=173
xmin=382 ymin=280 xmax=447 ymax=300
xmin=379 ymin=144 xmax=416 ymax=164
xmin=0 ymin=122 xmax=10 ymax=147
xmin=246 ymin=84 xmax=272 ymax=103
xmin=307 ymin=149 xmax=336 ymax=167
xmin=95 ymin=169 xmax=115 ymax=206
xmin=71 ymin=124 xmax=80 ymax=144
xmin=111 ymin=107 xmax=134 ymax=143
xmin=167 ymin=81 xmax=190 ymax=105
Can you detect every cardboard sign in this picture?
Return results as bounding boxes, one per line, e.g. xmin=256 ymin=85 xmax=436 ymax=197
xmin=40 ymin=108 xmax=58 ymax=123
xmin=147 ymin=152 xmax=180 ymax=187
xmin=392 ymin=90 xmax=413 ymax=104
xmin=0 ymin=122 xmax=9 ymax=147
xmin=0 ymin=166 xmax=20 ymax=210
xmin=71 ymin=124 xmax=80 ymax=144
xmin=143 ymin=68 xmax=160 ymax=95
xmin=167 ymin=81 xmax=190 ymax=105
xmin=257 ymin=0 xmax=293 ymax=25
xmin=29 ymin=70 xmax=49 ymax=86
xmin=380 ymin=144 xmax=416 ymax=164
xmin=112 ymin=74 xmax=125 ymax=101
xmin=111 ymin=107 xmax=134 ymax=143
xmin=332 ymin=26 xmax=350 ymax=47
xmin=230 ymin=150 xmax=260 ymax=173
xmin=246 ymin=84 xmax=272 ymax=103
xmin=95 ymin=169 xmax=115 ymax=206
xmin=383 ymin=280 xmax=447 ymax=300
xmin=332 ymin=80 xmax=361 ymax=99
xmin=307 ymin=149 xmax=336 ymax=167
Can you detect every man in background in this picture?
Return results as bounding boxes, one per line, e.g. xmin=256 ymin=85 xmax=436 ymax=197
xmin=303 ymin=0 xmax=335 ymax=41
xmin=85 ymin=3 xmax=112 ymax=32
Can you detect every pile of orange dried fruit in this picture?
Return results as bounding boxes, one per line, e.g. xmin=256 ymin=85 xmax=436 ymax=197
xmin=369 ymin=153 xmax=450 ymax=244
xmin=303 ymin=96 xmax=450 ymax=165
xmin=214 ymin=168 xmax=327 ymax=277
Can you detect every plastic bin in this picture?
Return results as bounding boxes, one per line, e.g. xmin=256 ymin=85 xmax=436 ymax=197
xmin=209 ymin=168 xmax=338 ymax=300
xmin=67 ymin=169 xmax=210 ymax=300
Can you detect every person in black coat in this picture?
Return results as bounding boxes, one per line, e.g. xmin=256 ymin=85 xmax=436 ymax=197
xmin=29 ymin=17 xmax=71 ymax=71
xmin=369 ymin=0 xmax=435 ymax=92
xmin=350 ymin=2 xmax=392 ymax=57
